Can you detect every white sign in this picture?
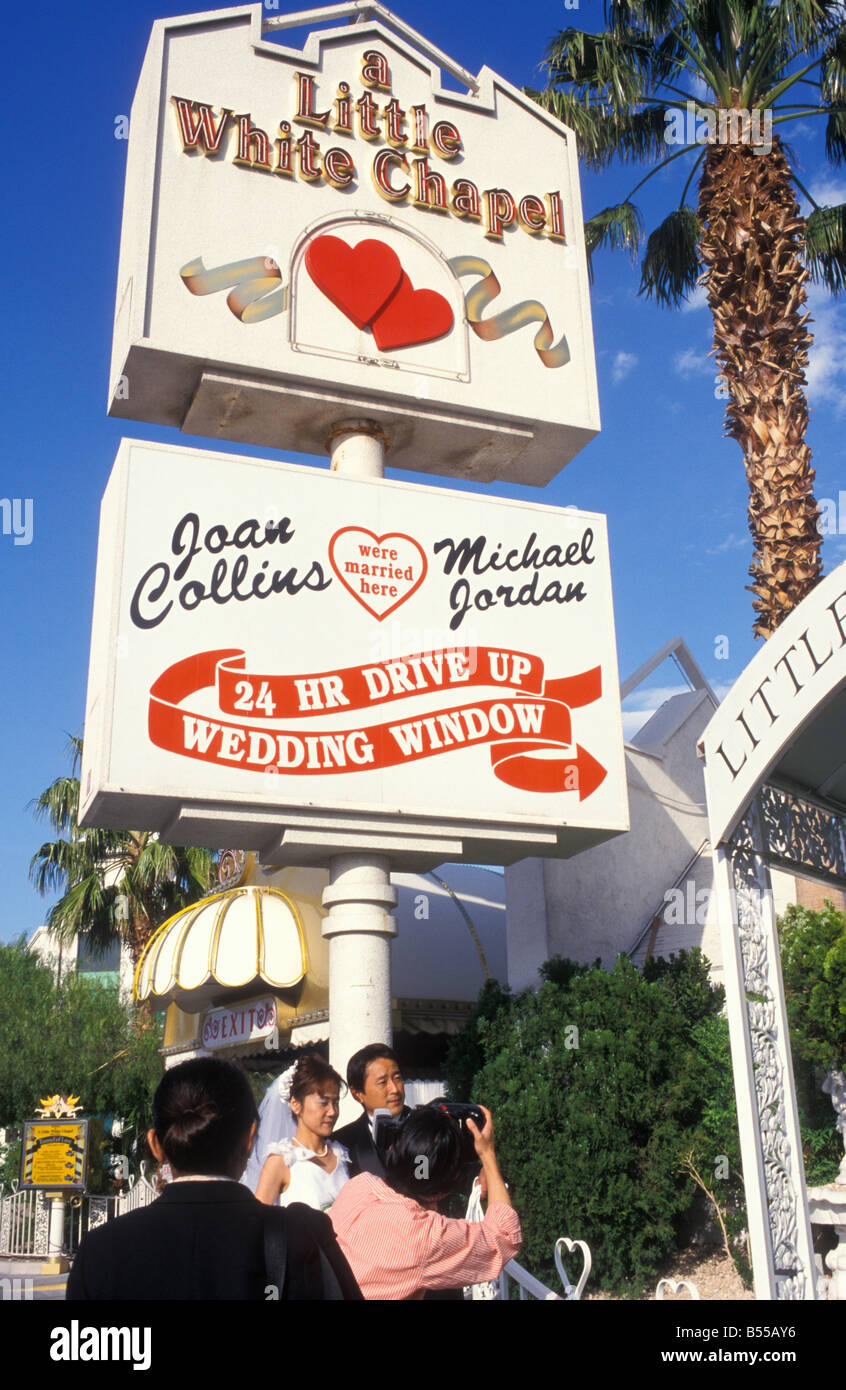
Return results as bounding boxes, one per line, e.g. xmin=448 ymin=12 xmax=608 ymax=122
xmin=201 ymin=998 xmax=277 ymax=1050
xmin=109 ymin=3 xmax=598 ymax=485
xmin=702 ymin=558 xmax=846 ymax=845
xmin=79 ymin=440 xmax=627 ymax=863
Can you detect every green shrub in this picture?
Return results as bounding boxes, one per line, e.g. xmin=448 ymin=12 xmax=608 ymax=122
xmin=779 ymin=902 xmax=846 ymax=1185
xmin=779 ymin=901 xmax=846 ymax=1071
xmin=446 ymin=951 xmax=735 ymax=1292
xmin=0 ymin=939 xmax=163 ymax=1176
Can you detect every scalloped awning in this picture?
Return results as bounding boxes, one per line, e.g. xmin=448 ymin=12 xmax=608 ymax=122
xmin=133 ymin=887 xmax=306 ymax=1013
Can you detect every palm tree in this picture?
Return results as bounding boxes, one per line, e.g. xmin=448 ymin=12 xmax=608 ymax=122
xmin=533 ymin=1 xmax=846 ymax=640
xmin=30 ymin=736 xmax=214 ymax=977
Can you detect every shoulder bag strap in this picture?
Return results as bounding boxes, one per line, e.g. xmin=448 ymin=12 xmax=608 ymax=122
xmin=262 ymin=1207 xmax=288 ymax=1299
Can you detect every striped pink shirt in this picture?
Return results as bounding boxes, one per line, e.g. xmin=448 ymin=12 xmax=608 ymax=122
xmin=330 ymin=1171 xmax=521 ymax=1300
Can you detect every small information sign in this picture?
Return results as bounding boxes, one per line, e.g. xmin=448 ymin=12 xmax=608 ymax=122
xmin=21 ymin=1121 xmax=88 ymax=1190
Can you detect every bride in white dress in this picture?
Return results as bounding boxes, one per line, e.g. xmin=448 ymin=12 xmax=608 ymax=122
xmin=245 ymin=1054 xmax=350 ymax=1213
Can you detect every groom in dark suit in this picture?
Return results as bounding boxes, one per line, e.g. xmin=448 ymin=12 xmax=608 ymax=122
xmin=333 ymin=1044 xmax=410 ymax=1178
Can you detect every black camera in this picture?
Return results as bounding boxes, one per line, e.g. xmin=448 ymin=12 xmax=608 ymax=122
xmin=373 ymin=1097 xmax=486 ymax=1173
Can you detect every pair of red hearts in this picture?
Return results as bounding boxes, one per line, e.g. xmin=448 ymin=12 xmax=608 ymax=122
xmin=304 ymin=234 xmax=454 ymax=351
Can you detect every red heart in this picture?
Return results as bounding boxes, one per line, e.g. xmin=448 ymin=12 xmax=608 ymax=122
xmin=371 ymin=272 xmax=454 ymax=351
xmin=305 ymin=235 xmax=402 ymax=330
xmin=328 ymin=527 xmax=428 ymax=621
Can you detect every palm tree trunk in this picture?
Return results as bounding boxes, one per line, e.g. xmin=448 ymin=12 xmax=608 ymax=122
xmin=697 ymin=136 xmax=822 ymax=641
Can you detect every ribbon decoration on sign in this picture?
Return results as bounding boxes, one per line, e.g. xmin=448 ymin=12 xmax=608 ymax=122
xmin=179 ymin=242 xmax=569 ymax=367
xmin=448 ymin=256 xmax=570 ymax=369
xmin=180 ymin=255 xmax=289 ymax=323
xmin=147 ymin=648 xmax=606 ymax=799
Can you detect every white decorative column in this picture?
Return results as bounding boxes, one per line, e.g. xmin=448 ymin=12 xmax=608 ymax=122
xmin=322 ymin=422 xmax=398 ymax=1091
xmin=43 ymin=1193 xmax=68 ymax=1274
xmin=714 ymin=800 xmax=817 ymax=1299
xmin=323 ymin=854 xmax=397 ymax=1075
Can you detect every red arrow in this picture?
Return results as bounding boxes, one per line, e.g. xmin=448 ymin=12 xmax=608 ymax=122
xmin=492 ymin=742 xmax=607 ymax=797
xmin=562 ymin=745 xmax=607 ymax=801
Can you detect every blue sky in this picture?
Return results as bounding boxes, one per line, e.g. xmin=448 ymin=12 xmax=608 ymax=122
xmin=2 ymin=0 xmax=845 ymax=944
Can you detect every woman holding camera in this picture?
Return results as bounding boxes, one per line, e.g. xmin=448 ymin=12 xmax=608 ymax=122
xmin=329 ymin=1103 xmax=521 ymax=1299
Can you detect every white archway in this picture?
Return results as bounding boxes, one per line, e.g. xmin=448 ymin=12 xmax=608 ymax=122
xmin=702 ymin=559 xmax=846 ymax=1299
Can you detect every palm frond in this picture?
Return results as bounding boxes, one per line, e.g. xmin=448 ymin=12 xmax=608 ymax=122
xmin=530 ymin=88 xmax=673 ymax=169
xmin=653 ymin=28 xmax=699 ymax=85
xmin=805 ymin=201 xmax=846 ymax=291
xmin=772 ymin=1 xmax=846 ymax=54
xmin=585 ymin=201 xmax=644 ymax=280
xmin=65 ymin=734 xmax=84 ymax=774
xmin=46 ymin=874 xmax=118 ymax=946
xmin=824 ymin=104 xmax=846 ymax=162
xmin=542 ymin=27 xmax=653 ymax=107
xmin=29 ymin=825 xmax=127 ymax=894
xmin=821 ymin=30 xmax=846 ymax=102
xmin=606 ymin=104 xmax=678 ymax=162
xmin=528 ymin=87 xmax=617 ymax=167
xmin=639 ymin=206 xmax=702 ymax=305
xmin=29 ymin=775 xmax=80 ymax=835
xmin=607 ymin=1 xmax=683 ymax=41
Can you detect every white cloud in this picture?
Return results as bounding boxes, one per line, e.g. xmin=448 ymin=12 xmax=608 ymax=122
xmin=706 ymin=531 xmax=749 ymax=556
xmin=621 ymin=682 xmax=691 ymax=740
xmin=622 ymin=683 xmax=689 ymax=713
xmin=809 ymin=177 xmax=846 ymax=208
xmin=622 ymin=710 xmax=656 ymax=739
xmin=806 ymin=286 xmax=846 ymax=414
xmin=680 ymin=284 xmax=708 ymax=314
xmin=674 ymin=346 xmax=714 ymax=378
xmin=612 ymin=350 xmax=638 ymax=384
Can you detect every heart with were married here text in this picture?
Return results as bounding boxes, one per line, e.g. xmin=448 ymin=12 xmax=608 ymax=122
xmin=328 ymin=527 xmax=428 ymax=621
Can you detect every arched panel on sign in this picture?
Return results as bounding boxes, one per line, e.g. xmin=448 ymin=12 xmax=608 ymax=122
xmin=290 ymin=213 xmax=469 ymax=383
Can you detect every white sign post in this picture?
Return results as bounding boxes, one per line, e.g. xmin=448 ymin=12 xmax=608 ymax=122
xmin=85 ymin=3 xmax=619 ymax=1067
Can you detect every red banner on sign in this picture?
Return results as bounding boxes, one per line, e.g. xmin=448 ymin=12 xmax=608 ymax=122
xmin=148 ymin=649 xmax=605 ymax=798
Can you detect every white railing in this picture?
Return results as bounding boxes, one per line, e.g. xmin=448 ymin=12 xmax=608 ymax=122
xmin=463 ymin=1181 xmax=592 ymax=1301
xmin=0 ymin=1188 xmax=50 ymax=1257
xmin=493 ymin=1238 xmax=593 ymax=1301
xmin=115 ymin=1166 xmax=159 ymax=1216
xmin=0 ymin=1167 xmax=159 ymax=1259
xmin=655 ymin=1277 xmax=700 ymax=1299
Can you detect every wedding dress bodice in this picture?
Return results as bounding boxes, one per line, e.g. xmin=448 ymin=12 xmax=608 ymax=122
xmin=267 ymin=1138 xmax=350 ymax=1212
